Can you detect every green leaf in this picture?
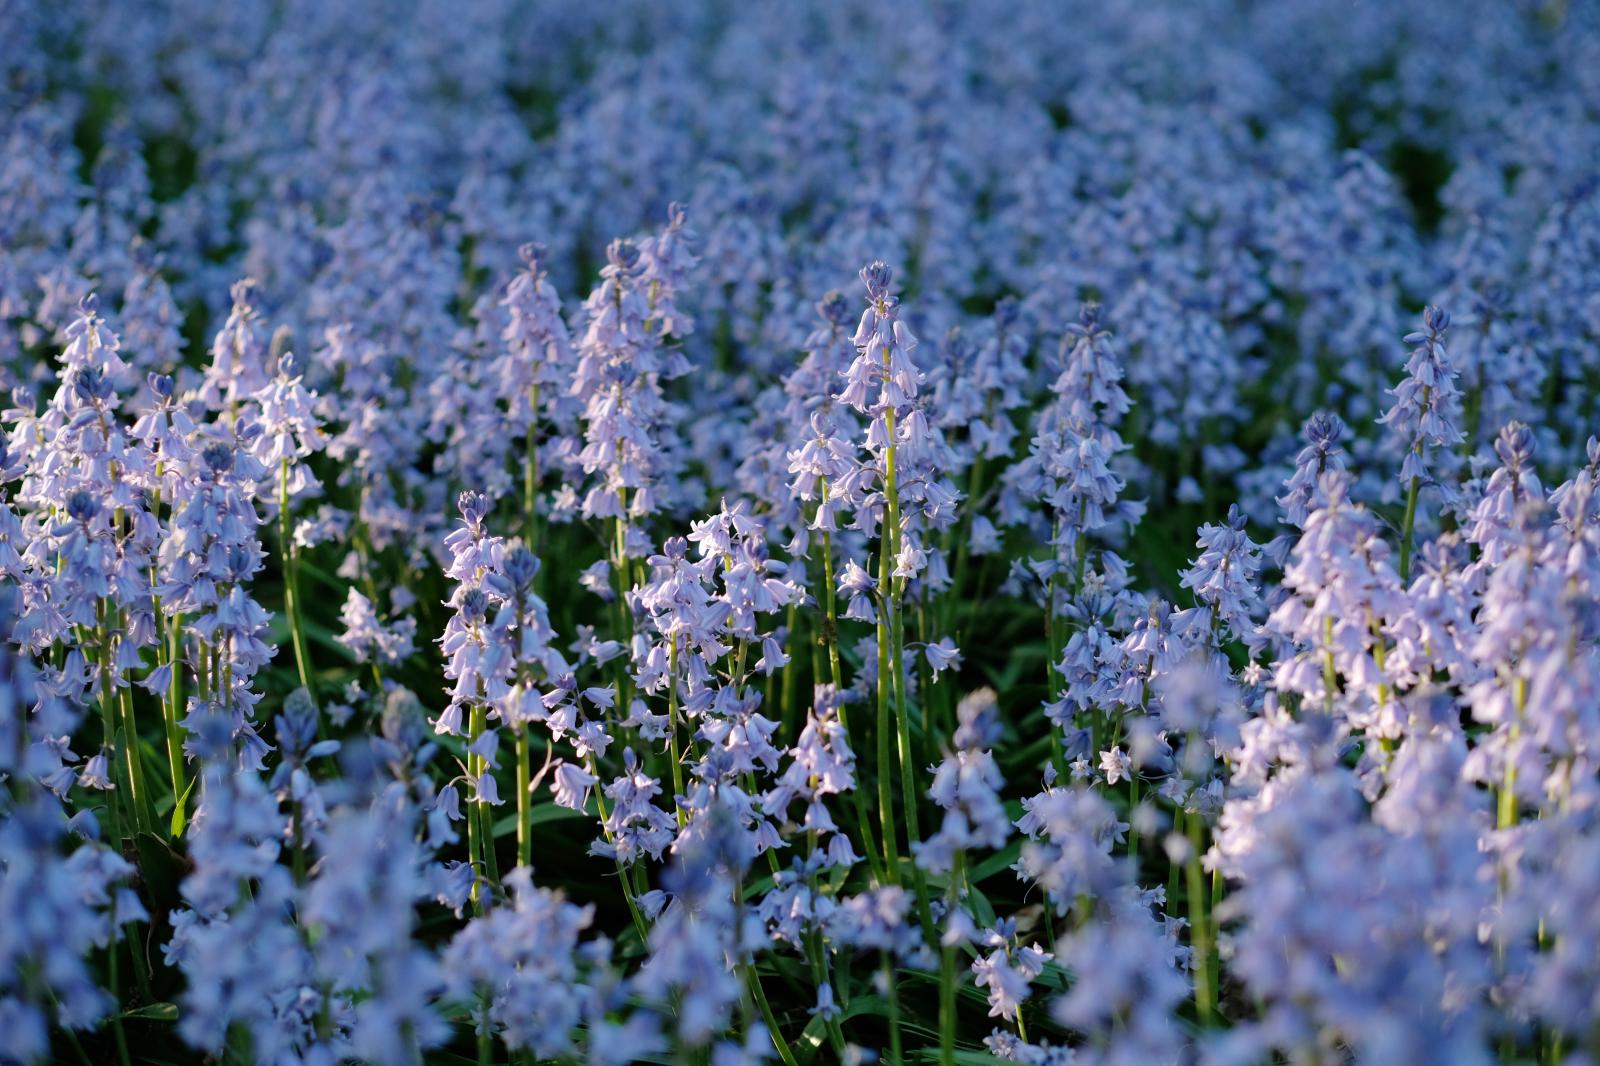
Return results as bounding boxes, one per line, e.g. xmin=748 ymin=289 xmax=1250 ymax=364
xmin=121 ymin=1001 xmax=178 ymax=1022
xmin=170 ymin=776 xmax=196 ymax=838
xmin=969 ymin=839 xmax=1021 ymax=883
xmin=794 ymin=1013 xmax=830 ymax=1066
xmin=907 ymin=1049 xmax=1006 ymax=1064
xmin=966 ymin=882 xmax=998 ymax=928
xmin=491 ymin=802 xmax=586 ymax=837
xmin=838 ymin=994 xmax=890 ymax=1021
xmin=134 ymin=830 xmax=185 ymax=916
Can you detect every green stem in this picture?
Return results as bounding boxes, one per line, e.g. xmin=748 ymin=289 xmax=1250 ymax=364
xmin=803 ymin=831 xmax=848 ymax=1058
xmin=876 ymin=540 xmax=899 ymax=881
xmin=1398 ymin=471 xmax=1420 ymax=585
xmin=1129 ymin=771 xmax=1141 ymax=859
xmin=884 ymin=408 xmax=935 ymax=936
xmin=610 ymin=508 xmax=634 ymax=714
xmin=149 ymin=474 xmax=189 ymax=831
xmin=589 ymin=755 xmax=651 ymax=945
xmin=943 ymin=455 xmax=984 ymax=636
xmin=939 ymin=853 xmax=964 ymax=1066
xmin=105 ymin=940 xmax=132 ymax=1066
xmin=524 ymin=383 xmax=541 ymax=552
xmin=1187 ymin=808 xmax=1214 ymax=1025
xmin=468 ymin=702 xmax=490 ymax=909
xmin=1168 ymin=807 xmax=1182 ymax=921
xmin=160 ymin=608 xmax=188 ymax=835
xmin=884 ymin=951 xmax=904 ymax=1066
xmin=744 ymin=959 xmax=799 ymax=1066
xmin=116 ymin=680 xmax=155 ymax=835
xmin=96 ymin=605 xmax=132 ymax=841
xmin=1072 ymin=499 xmax=1089 ymax=602
xmin=1322 ymin=615 xmax=1338 ymax=713
xmin=668 ymin=638 xmax=687 ymax=827
xmin=280 ymin=459 xmax=314 ymax=696
xmin=819 ymin=490 xmax=884 ymax=883
xmin=819 ymin=487 xmax=846 ymax=690
xmin=476 ymin=989 xmax=492 ymax=1066
xmin=779 ymin=602 xmax=799 ymax=738
xmin=516 ymin=726 xmax=532 ymax=869
xmin=104 ymin=609 xmax=153 ymax=837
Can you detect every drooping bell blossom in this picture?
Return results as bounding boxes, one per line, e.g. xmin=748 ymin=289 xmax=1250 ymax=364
xmin=246 ymin=352 xmax=326 ymax=508
xmin=1266 ymin=471 xmax=1404 ymax=735
xmin=1050 ymin=887 xmax=1189 ymax=1064
xmin=496 ymin=242 xmax=581 ymax=499
xmin=638 ymin=201 xmax=699 ymax=345
xmin=762 ymin=684 xmax=862 ymax=869
xmin=18 ymin=294 xmax=149 ymax=517
xmin=1014 ymin=784 xmax=1128 ymax=915
xmin=438 ymin=493 xmax=572 ymax=846
xmin=1211 ymin=746 xmax=1494 ymax=1065
xmin=929 ymin=297 xmax=1029 ymax=472
xmin=627 ymin=507 xmax=799 ymax=848
xmin=1378 ymin=305 xmax=1464 ymax=501
xmin=571 ymin=237 xmax=685 ymax=533
xmin=0 ymin=595 xmax=147 ymax=1053
xmin=593 ymin=747 xmax=677 ymax=865
xmin=1383 ymin=534 xmax=1479 ymax=694
xmin=158 ymin=435 xmax=275 ymax=767
xmin=296 ymin=788 xmax=451 ymax=1063
xmin=1462 ymin=500 xmax=1593 ymax=809
xmin=999 ymin=302 xmax=1143 ymax=623
xmin=196 ymin=279 xmax=271 ymax=415
xmin=1277 ymin=412 xmax=1349 ymax=531
xmin=336 ymin=587 xmax=418 ymax=667
xmin=971 ymin=918 xmax=1053 ymax=1024
xmin=1548 ymin=435 xmax=1600 ymax=597
xmin=1113 ymin=282 xmax=1244 ymax=457
xmin=757 ymin=290 xmax=863 ymax=556
xmin=916 ymin=688 xmax=1011 ymax=875
xmin=1464 ymin=420 xmax=1542 ymax=584
xmin=130 ymin=371 xmax=197 ymax=500
xmin=118 ymin=244 xmax=187 ymax=375
xmin=164 ymin=769 xmax=313 ymax=1059
xmin=442 ymin=866 xmax=623 ymax=1059
xmin=1174 ymin=504 xmax=1265 ymax=658
xmin=636 ymin=799 xmax=761 ymax=1048
xmin=12 ymin=298 xmax=167 ymax=698
xmin=1041 ymin=302 xmax=1132 ymax=443
xmin=835 ymin=260 xmax=961 ymax=591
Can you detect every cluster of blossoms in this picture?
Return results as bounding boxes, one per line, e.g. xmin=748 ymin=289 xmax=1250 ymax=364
xmin=4 ymin=1 xmax=1600 ymax=1065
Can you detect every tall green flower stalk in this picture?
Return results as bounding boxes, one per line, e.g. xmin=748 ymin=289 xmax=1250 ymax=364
xmin=816 ymin=479 xmax=884 ymax=883
xmin=845 ymin=261 xmax=936 ymax=930
xmin=1379 ymin=307 xmax=1460 ymax=583
xmin=524 ymin=383 xmax=541 ymax=553
xmin=466 ymin=699 xmax=496 ymax=907
xmin=1184 ymin=806 xmax=1215 ymax=1024
xmin=162 ymin=605 xmax=189 ymax=835
xmin=939 ymin=851 xmax=966 ymax=1066
xmin=882 ymin=412 xmax=935 ymax=933
xmin=99 ymin=597 xmax=152 ymax=835
xmin=875 ymin=528 xmax=900 ymax=880
xmin=280 ymin=457 xmax=314 ymax=695
xmin=146 ymin=475 xmax=189 ymax=836
xmin=666 ymin=636 xmax=687 ymax=828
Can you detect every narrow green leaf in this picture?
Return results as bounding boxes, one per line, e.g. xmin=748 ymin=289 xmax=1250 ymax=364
xmin=170 ymin=775 xmax=196 ymax=837
xmin=491 ymin=803 xmax=586 ymax=837
xmin=794 ymin=1013 xmax=829 ymax=1066
xmin=969 ymin=839 xmax=1022 ymax=882
xmin=120 ymin=1002 xmax=178 ymax=1022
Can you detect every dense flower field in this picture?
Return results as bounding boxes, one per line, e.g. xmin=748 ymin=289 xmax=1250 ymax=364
xmin=3 ymin=0 xmax=1600 ymax=1063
